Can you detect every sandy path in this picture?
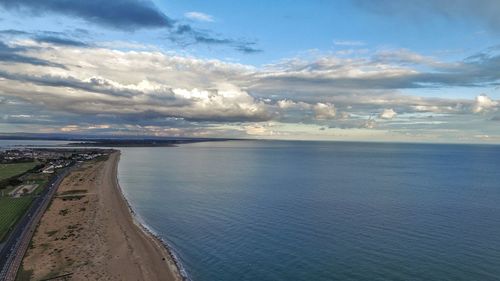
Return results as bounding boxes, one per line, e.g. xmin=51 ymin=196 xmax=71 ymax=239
xmin=20 ymin=152 xmax=182 ymax=281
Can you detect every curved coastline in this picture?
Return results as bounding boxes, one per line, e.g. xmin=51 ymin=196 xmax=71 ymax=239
xmin=113 ymin=151 xmax=190 ymax=281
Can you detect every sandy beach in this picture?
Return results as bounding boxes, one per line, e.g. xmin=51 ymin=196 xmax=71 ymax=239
xmin=19 ymin=152 xmax=183 ymax=281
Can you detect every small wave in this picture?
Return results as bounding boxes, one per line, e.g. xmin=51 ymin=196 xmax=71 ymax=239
xmin=115 ymin=166 xmax=192 ymax=281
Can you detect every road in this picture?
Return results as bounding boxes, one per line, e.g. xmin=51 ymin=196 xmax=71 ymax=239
xmin=0 ymin=165 xmax=75 ymax=281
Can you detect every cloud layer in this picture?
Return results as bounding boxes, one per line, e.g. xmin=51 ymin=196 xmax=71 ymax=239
xmin=0 ymin=37 xmax=498 ymax=141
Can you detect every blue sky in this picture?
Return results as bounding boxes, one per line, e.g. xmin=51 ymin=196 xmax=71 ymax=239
xmin=155 ymin=0 xmax=497 ymax=64
xmin=3 ymin=0 xmax=496 ymax=65
xmin=0 ymin=0 xmax=499 ymax=142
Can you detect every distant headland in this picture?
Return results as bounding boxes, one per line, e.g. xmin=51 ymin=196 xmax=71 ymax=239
xmin=0 ymin=133 xmax=238 ymax=147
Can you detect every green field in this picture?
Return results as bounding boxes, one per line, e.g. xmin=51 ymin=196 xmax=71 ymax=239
xmin=0 ymin=162 xmax=38 ymax=181
xmin=0 ymin=162 xmax=45 ymax=241
xmin=0 ymin=196 xmax=33 ymax=241
xmin=32 ymin=179 xmax=49 ymax=195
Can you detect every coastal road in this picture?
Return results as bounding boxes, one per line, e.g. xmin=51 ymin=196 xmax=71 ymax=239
xmin=0 ymin=165 xmax=75 ymax=281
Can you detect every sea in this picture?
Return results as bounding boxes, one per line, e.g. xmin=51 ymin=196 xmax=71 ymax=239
xmin=116 ymin=141 xmax=500 ymax=281
xmin=2 ymin=140 xmax=500 ymax=280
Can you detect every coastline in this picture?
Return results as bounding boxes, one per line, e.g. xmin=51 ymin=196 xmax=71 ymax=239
xmin=19 ymin=151 xmax=184 ymax=280
xmin=112 ymin=151 xmax=190 ymax=281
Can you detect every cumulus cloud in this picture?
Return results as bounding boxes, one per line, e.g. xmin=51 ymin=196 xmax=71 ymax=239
xmin=168 ymin=84 xmax=273 ymax=121
xmin=379 ymin=108 xmax=397 ymax=119
xmin=185 ymin=12 xmax=214 ymax=22
xmin=277 ymin=100 xmax=311 ymax=110
xmin=361 ymin=118 xmax=376 ymax=129
xmin=313 ymin=103 xmax=336 ymax=120
xmin=472 ymin=94 xmax=498 ymax=113
xmin=0 ymin=39 xmax=273 ymax=125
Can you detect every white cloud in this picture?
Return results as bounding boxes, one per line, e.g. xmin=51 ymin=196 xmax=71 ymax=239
xmin=184 ymin=12 xmax=215 ymax=22
xmin=0 ymin=41 xmax=268 ymax=122
xmin=333 ymin=40 xmax=365 ymax=46
xmin=361 ymin=118 xmax=376 ymax=129
xmin=374 ymin=49 xmax=448 ymax=68
xmin=277 ymin=99 xmax=297 ymax=109
xmin=313 ymin=103 xmax=336 ymax=120
xmin=168 ymin=84 xmax=272 ymax=121
xmin=472 ymin=94 xmax=498 ymax=113
xmin=379 ymin=108 xmax=397 ymax=119
xmin=277 ymin=99 xmax=311 ymax=110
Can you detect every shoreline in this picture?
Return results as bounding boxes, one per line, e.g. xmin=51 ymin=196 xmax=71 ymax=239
xmin=112 ymin=151 xmax=190 ymax=281
xmin=20 ymin=151 xmax=185 ymax=280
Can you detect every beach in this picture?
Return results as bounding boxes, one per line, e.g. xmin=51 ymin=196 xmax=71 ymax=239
xmin=19 ymin=152 xmax=183 ymax=281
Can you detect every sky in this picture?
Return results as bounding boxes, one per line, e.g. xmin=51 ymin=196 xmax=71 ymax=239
xmin=0 ymin=0 xmax=499 ymax=143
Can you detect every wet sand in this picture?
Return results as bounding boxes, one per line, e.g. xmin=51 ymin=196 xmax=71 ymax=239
xmin=20 ymin=152 xmax=183 ymax=281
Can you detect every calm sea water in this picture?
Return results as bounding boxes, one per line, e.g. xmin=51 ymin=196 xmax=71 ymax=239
xmin=115 ymin=141 xmax=500 ymax=281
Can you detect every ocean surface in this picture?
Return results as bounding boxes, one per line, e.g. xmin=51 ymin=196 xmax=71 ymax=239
xmin=3 ymin=139 xmax=500 ymax=280
xmin=117 ymin=141 xmax=500 ymax=281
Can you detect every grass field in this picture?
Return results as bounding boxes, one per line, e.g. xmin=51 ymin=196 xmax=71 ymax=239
xmin=0 ymin=196 xmax=33 ymax=241
xmin=0 ymin=167 xmax=49 ymax=241
xmin=0 ymin=162 xmax=38 ymax=181
xmin=32 ymin=179 xmax=48 ymax=195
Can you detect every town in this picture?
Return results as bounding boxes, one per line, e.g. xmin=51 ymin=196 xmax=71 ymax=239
xmin=0 ymin=148 xmax=113 ymax=279
xmin=0 ymin=148 xmax=112 ymax=195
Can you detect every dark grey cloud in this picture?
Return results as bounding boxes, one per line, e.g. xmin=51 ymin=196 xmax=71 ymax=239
xmin=0 ymin=70 xmax=186 ymax=106
xmin=172 ymin=24 xmax=262 ymax=54
xmin=0 ymin=29 xmax=89 ymax=47
xmin=0 ymin=29 xmax=30 ymax=36
xmin=0 ymin=95 xmax=204 ymax=129
xmin=354 ymin=0 xmax=500 ymax=31
xmin=34 ymin=35 xmax=88 ymax=47
xmin=0 ymin=41 xmax=65 ymax=68
xmin=0 ymin=0 xmax=174 ymax=30
xmin=174 ymin=24 xmax=193 ymax=35
xmin=193 ymin=34 xmax=232 ymax=45
xmin=235 ymin=44 xmax=263 ymax=54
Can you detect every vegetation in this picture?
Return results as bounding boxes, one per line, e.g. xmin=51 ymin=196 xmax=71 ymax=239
xmin=15 ymin=264 xmax=33 ymax=281
xmin=32 ymin=179 xmax=48 ymax=195
xmin=59 ymin=189 xmax=87 ymax=195
xmin=61 ymin=195 xmax=85 ymax=201
xmin=59 ymin=209 xmax=69 ymax=216
xmin=23 ymin=174 xmax=50 ymax=195
xmin=0 ymin=162 xmax=38 ymax=181
xmin=0 ymin=163 xmax=50 ymax=241
xmin=0 ymin=196 xmax=33 ymax=241
xmin=46 ymin=230 xmax=58 ymax=237
xmin=95 ymin=154 xmax=109 ymax=162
